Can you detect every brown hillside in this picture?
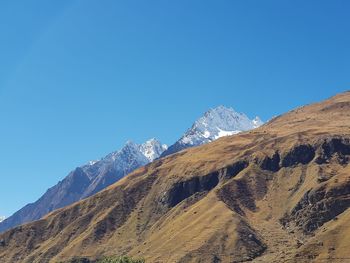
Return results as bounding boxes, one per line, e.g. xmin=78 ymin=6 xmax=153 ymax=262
xmin=1 ymin=91 xmax=350 ymax=263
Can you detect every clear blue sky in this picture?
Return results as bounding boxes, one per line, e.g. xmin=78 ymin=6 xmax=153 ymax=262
xmin=0 ymin=0 xmax=349 ymax=217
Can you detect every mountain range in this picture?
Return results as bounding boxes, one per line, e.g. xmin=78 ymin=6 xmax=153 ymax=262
xmin=0 ymin=106 xmax=262 ymax=233
xmin=0 ymin=92 xmax=349 ymax=262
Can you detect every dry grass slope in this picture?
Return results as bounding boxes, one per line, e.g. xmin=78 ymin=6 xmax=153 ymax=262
xmin=0 ymin=91 xmax=350 ymax=263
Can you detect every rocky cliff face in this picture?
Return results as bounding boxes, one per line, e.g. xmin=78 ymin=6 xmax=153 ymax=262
xmin=0 ymin=92 xmax=350 ymax=263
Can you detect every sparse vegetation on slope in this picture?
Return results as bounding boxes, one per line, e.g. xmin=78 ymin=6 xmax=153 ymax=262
xmin=63 ymin=256 xmax=145 ymax=263
xmin=0 ymin=92 xmax=350 ymax=263
xmin=97 ymin=256 xmax=145 ymax=263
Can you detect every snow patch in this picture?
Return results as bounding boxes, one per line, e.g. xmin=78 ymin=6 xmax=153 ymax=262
xmin=203 ymin=130 xmax=211 ymax=138
xmin=88 ymin=160 xmax=98 ymax=166
xmin=214 ymin=128 xmax=240 ymax=139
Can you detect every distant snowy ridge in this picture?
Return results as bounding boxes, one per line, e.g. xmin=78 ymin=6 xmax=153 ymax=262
xmin=161 ymin=105 xmax=263 ymax=157
xmin=0 ymin=105 xmax=262 ymax=234
xmin=80 ymin=138 xmax=167 ymax=198
xmin=0 ymin=138 xmax=167 ymax=233
xmin=0 ymin=216 xmax=5 ymax=223
xmin=84 ymin=138 xmax=166 ymax=167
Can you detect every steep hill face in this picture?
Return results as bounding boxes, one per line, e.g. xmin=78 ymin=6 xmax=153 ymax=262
xmin=0 ymin=139 xmax=167 ymax=234
xmin=0 ymin=92 xmax=350 ymax=263
xmin=161 ymin=105 xmax=263 ymax=157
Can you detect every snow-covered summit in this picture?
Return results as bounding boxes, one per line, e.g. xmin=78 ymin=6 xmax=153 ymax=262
xmin=0 ymin=216 xmax=5 ymax=223
xmin=161 ymin=105 xmax=263 ymax=157
xmin=252 ymin=116 xmax=264 ymax=128
xmin=139 ymin=138 xmax=168 ymax=162
xmin=179 ymin=105 xmax=263 ymax=146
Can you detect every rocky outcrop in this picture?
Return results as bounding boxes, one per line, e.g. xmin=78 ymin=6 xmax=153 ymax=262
xmin=163 ymin=173 xmax=220 ymax=207
xmin=259 ymin=151 xmax=281 ymax=172
xmin=258 ymin=144 xmax=315 ymax=172
xmin=222 ymin=160 xmax=249 ymax=179
xmin=259 ymin=139 xmax=350 ymax=173
xmin=280 ymin=138 xmax=350 ymax=234
xmin=281 ymin=144 xmax=315 ymax=167
xmin=282 ymin=179 xmax=350 ymax=233
xmin=316 ymin=137 xmax=350 ymax=164
xmin=161 ymin=160 xmax=249 ymax=208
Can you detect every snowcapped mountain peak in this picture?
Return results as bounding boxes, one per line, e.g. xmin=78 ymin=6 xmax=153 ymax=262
xmin=208 ymin=105 xmax=237 ymax=114
xmin=139 ymin=138 xmax=168 ymax=162
xmin=0 ymin=216 xmax=5 ymax=223
xmin=252 ymin=116 xmax=264 ymax=128
xmin=123 ymin=140 xmax=139 ymax=149
xmin=182 ymin=105 xmax=262 ymax=145
xmin=119 ymin=138 xmax=167 ymax=162
xmin=161 ymin=105 xmax=263 ymax=157
xmin=198 ymin=105 xmax=254 ymax=130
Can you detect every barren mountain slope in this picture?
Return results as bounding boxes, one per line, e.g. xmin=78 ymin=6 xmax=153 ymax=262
xmin=0 ymin=91 xmax=350 ymax=263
